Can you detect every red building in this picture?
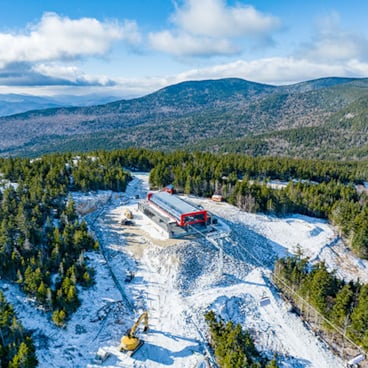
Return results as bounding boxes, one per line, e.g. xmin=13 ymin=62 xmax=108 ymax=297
xmin=147 ymin=191 xmax=207 ymax=227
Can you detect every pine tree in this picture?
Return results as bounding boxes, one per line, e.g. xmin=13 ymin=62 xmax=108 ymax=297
xmin=302 ymin=263 xmax=339 ymax=315
xmin=36 ymin=281 xmax=47 ymax=304
xmin=348 ymin=284 xmax=368 ymax=347
xmin=52 ymin=309 xmax=66 ymax=327
xmin=330 ymin=283 xmax=353 ymax=328
xmin=351 ymin=225 xmax=368 ymax=259
xmin=82 ymin=270 xmax=93 ymax=287
xmin=66 ymin=285 xmax=79 ymax=312
xmin=8 ymin=340 xmax=37 ymax=368
xmin=266 ymin=358 xmax=279 ymax=368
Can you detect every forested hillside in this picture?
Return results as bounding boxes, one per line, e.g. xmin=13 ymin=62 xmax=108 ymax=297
xmin=0 ymin=94 xmax=120 ymax=118
xmin=0 ymin=77 xmax=368 ymax=160
xmin=0 ymin=153 xmax=131 ymax=321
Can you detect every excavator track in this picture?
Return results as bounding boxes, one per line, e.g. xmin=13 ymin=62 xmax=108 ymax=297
xmin=125 ymin=341 xmax=144 ymax=357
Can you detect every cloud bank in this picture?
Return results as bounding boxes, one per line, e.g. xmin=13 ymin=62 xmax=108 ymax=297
xmin=173 ymin=0 xmax=280 ymax=37
xmin=0 ymin=12 xmax=140 ymax=87
xmin=300 ymin=12 xmax=368 ymax=63
xmin=0 ymin=12 xmax=140 ymax=67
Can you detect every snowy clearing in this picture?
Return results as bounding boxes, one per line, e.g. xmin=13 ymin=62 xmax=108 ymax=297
xmin=4 ymin=172 xmax=367 ymax=367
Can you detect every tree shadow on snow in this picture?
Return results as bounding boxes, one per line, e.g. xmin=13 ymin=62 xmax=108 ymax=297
xmin=148 ymin=328 xmax=200 ymax=344
xmin=133 ymin=340 xmax=200 ymax=365
xmin=211 ymin=273 xmax=267 ymax=288
xmin=270 ymin=352 xmax=312 ymax=368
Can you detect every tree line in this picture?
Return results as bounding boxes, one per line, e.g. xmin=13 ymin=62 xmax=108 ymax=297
xmin=0 ymin=153 xmax=132 ymax=347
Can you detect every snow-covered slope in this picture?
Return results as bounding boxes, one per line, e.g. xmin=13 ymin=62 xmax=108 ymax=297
xmin=5 ymin=172 xmax=365 ymax=367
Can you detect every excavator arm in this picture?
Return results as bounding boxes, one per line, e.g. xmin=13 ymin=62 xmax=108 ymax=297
xmin=128 ymin=311 xmax=148 ymax=337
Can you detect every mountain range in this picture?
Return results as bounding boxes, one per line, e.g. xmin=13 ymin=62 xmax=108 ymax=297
xmin=0 ymin=93 xmax=121 ymax=118
xmin=0 ymin=77 xmax=367 ymax=160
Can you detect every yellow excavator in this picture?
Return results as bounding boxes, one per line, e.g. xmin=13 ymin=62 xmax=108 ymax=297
xmin=120 ymin=311 xmax=148 ymax=356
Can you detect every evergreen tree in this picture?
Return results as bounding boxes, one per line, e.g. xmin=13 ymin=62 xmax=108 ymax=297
xmin=52 ymin=309 xmax=67 ymax=327
xmin=348 ymin=284 xmax=368 ymax=348
xmin=9 ymin=340 xmax=37 ymax=368
xmin=205 ymin=311 xmax=277 ymax=368
xmin=330 ymin=283 xmax=354 ymax=328
xmin=0 ymin=292 xmax=37 ymax=368
xmin=266 ymin=359 xmax=279 ymax=368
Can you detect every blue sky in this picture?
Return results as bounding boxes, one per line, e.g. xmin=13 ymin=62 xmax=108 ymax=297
xmin=1 ymin=0 xmax=368 ymax=97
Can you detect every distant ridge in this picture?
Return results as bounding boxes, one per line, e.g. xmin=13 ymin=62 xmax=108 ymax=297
xmin=0 ymin=93 xmax=121 ymax=118
xmin=281 ymin=77 xmax=361 ymax=93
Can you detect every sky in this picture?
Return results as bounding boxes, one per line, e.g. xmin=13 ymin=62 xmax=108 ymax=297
xmin=1 ymin=0 xmax=368 ymax=98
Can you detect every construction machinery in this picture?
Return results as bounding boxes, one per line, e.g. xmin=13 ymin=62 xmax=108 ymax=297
xmin=125 ymin=208 xmax=133 ymax=219
xmin=120 ymin=311 xmax=148 ymax=356
xmin=121 ymin=208 xmax=135 ymax=225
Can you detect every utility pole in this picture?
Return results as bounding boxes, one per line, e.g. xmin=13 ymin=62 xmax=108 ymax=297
xmin=188 ymin=224 xmax=230 ymax=278
xmin=205 ymin=231 xmax=229 ymax=277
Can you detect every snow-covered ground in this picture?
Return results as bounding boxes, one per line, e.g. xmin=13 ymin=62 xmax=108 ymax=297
xmin=4 ymin=172 xmax=368 ymax=367
xmin=192 ymin=198 xmax=368 ymax=283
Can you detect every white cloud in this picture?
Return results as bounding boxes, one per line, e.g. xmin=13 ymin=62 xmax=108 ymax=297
xmin=149 ymin=0 xmax=280 ymax=57
xmin=301 ymin=12 xmax=368 ymax=62
xmin=173 ymin=0 xmax=280 ymax=37
xmin=33 ymin=63 xmax=115 ymax=86
xmin=148 ymin=31 xmax=237 ymax=57
xmin=34 ymin=64 xmax=82 ymax=81
xmin=0 ymin=61 xmax=116 ymax=87
xmin=3 ymin=56 xmax=368 ymax=97
xmin=0 ymin=12 xmax=141 ymax=67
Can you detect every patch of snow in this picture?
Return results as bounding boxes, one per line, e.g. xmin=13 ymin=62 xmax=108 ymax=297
xmin=72 ymin=190 xmax=113 ymax=215
xmin=0 ymin=180 xmax=19 ymax=192
xmin=193 ymin=198 xmax=368 ymax=283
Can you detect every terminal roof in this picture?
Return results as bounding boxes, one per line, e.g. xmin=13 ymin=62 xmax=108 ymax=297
xmin=150 ymin=191 xmax=202 ymax=219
